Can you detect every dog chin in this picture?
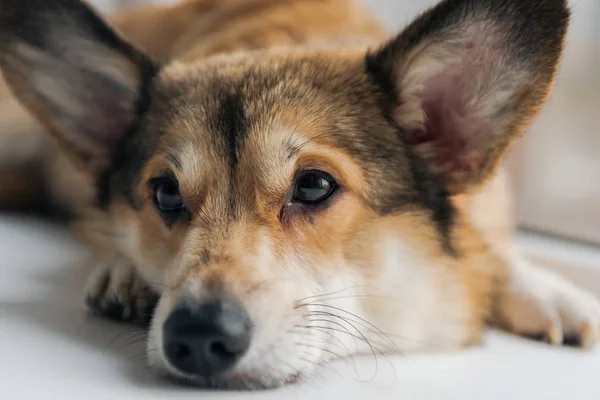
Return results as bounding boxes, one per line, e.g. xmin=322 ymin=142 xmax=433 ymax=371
xmin=154 ymin=363 xmax=304 ymax=390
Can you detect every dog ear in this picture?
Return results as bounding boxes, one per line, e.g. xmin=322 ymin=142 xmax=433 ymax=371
xmin=366 ymin=0 xmax=569 ymax=194
xmin=0 ymin=0 xmax=156 ymax=174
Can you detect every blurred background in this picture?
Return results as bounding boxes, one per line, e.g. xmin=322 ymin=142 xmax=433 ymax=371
xmin=95 ymin=0 xmax=600 ymax=247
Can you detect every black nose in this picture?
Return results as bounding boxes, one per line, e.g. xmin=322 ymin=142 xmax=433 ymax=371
xmin=163 ymin=299 xmax=252 ymax=377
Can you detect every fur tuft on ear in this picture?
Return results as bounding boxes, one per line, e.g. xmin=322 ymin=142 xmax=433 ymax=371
xmin=366 ymin=0 xmax=569 ymax=194
xmin=0 ymin=0 xmax=156 ymax=174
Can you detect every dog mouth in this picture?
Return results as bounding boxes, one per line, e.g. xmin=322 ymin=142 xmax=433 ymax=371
xmin=157 ymin=368 xmax=304 ymax=390
xmin=147 ymin=299 xmax=311 ymax=390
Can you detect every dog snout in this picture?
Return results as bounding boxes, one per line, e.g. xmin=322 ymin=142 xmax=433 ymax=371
xmin=162 ymin=299 xmax=252 ymax=378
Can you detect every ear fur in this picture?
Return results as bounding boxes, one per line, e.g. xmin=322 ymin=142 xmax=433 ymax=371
xmin=0 ymin=0 xmax=156 ymax=174
xmin=366 ymin=0 xmax=569 ymax=194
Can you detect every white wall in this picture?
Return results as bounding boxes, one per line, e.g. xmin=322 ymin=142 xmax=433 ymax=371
xmin=363 ymin=0 xmax=438 ymax=30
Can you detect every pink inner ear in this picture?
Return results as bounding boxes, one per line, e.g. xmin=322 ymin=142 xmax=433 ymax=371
xmin=408 ymin=68 xmax=488 ymax=183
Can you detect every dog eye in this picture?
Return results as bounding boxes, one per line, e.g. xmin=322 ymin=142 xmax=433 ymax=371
xmin=152 ymin=177 xmax=185 ymax=215
xmin=293 ymin=170 xmax=337 ymax=204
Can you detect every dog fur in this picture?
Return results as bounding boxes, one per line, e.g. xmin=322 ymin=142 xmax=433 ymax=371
xmin=0 ymin=0 xmax=599 ymax=389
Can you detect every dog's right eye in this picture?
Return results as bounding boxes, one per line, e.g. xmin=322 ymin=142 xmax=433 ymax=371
xmin=292 ymin=170 xmax=337 ymax=205
xmin=151 ymin=177 xmax=187 ymax=224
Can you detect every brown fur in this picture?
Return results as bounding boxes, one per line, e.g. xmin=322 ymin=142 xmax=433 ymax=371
xmin=1 ymin=0 xmax=597 ymax=390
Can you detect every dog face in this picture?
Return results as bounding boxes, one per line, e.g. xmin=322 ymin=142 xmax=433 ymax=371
xmin=0 ymin=0 xmax=568 ymax=389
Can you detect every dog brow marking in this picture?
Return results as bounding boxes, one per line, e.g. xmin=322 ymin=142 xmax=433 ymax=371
xmin=218 ymin=89 xmax=247 ymax=169
xmin=215 ymin=88 xmax=248 ymax=220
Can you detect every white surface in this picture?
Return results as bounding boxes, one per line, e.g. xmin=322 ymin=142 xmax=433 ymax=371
xmin=1 ymin=215 xmax=600 ymax=399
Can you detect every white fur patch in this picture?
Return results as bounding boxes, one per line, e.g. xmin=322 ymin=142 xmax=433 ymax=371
xmin=367 ymin=236 xmax=470 ymax=352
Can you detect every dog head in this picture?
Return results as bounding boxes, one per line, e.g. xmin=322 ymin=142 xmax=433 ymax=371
xmin=0 ymin=0 xmax=569 ymax=389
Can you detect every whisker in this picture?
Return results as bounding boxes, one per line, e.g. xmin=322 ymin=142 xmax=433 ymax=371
xmin=299 ymin=354 xmax=342 ymax=381
xmin=295 ymin=285 xmax=378 ymax=305
xmin=320 ymin=317 xmax=380 ymax=382
xmin=297 ymin=319 xmax=359 ymax=348
xmin=304 ymin=322 xmax=379 ymax=380
xmin=119 ymin=334 xmax=149 ymax=350
xmin=302 ymin=316 xmax=391 ymax=351
xmin=105 ymin=328 xmax=148 ymax=351
xmin=270 ymin=350 xmax=304 ymax=380
xmin=305 ymin=321 xmax=397 ymax=384
xmin=304 ymin=325 xmax=358 ymax=372
xmin=131 ymin=352 xmax=150 ymax=363
xmin=305 ymin=309 xmax=400 ymax=354
xmin=303 ymin=293 xmax=398 ymax=304
xmin=301 ymin=304 xmax=402 ymax=354
xmin=308 ymin=319 xmax=394 ymax=354
xmin=292 ymin=332 xmax=356 ymax=366
xmin=294 ymin=341 xmax=354 ymax=372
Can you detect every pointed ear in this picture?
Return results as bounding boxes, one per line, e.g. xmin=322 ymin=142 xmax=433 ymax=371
xmin=366 ymin=0 xmax=569 ymax=194
xmin=0 ymin=0 xmax=156 ymax=174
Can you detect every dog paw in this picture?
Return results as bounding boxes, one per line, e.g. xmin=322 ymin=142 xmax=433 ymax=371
xmin=498 ymin=263 xmax=600 ymax=348
xmin=85 ymin=257 xmax=159 ymax=325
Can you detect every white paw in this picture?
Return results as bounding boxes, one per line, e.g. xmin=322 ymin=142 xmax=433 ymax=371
xmin=85 ymin=256 xmax=158 ymax=325
xmin=499 ymin=262 xmax=600 ymax=348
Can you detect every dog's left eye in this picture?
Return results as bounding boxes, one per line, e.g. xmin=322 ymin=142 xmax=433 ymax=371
xmin=152 ymin=177 xmax=186 ymax=219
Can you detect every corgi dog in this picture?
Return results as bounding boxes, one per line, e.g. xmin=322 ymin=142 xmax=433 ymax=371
xmin=0 ymin=0 xmax=599 ymax=390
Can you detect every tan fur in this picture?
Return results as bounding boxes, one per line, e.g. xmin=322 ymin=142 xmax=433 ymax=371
xmin=0 ymin=0 xmax=598 ymax=390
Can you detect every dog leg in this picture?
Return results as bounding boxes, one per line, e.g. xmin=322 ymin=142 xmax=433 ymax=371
xmin=496 ymin=250 xmax=600 ymax=348
xmin=85 ymin=254 xmax=159 ymax=325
